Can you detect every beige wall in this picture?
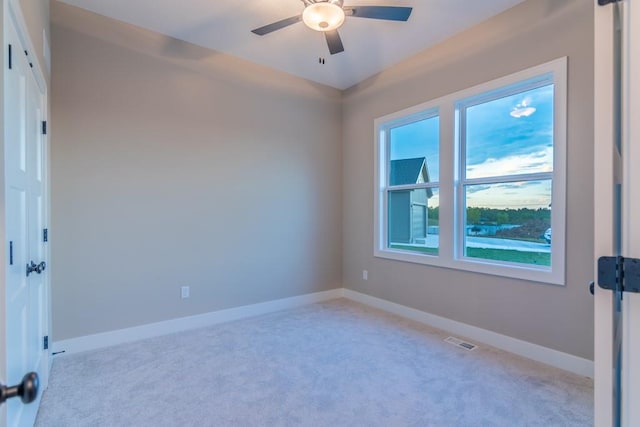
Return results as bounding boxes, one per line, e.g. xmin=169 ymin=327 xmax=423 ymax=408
xmin=342 ymin=0 xmax=594 ymax=359
xmin=50 ymin=3 xmax=343 ymax=341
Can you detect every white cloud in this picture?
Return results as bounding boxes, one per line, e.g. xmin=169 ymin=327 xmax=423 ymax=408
xmin=510 ymin=97 xmax=537 ymax=118
xmin=467 ymin=146 xmax=553 ymax=179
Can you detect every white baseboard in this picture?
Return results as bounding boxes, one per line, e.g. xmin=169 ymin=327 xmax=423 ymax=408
xmin=342 ymin=289 xmax=594 ymax=378
xmin=51 ymin=288 xmax=344 ymax=357
xmin=52 ymin=287 xmax=593 ymax=379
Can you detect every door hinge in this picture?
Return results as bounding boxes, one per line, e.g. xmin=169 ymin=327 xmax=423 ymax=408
xmin=8 ymin=44 xmax=12 ymax=69
xmin=24 ymin=49 xmax=32 ymax=68
xmin=43 ymin=336 xmax=49 ymax=350
xmin=9 ymin=241 xmax=13 ymax=265
xmin=42 ymin=121 xmax=47 ymax=135
xmin=43 ymin=228 xmax=48 ymax=243
xmin=598 ymin=256 xmax=640 ymax=294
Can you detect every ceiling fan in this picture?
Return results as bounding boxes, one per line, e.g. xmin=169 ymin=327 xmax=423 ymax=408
xmin=251 ymin=0 xmax=413 ymax=55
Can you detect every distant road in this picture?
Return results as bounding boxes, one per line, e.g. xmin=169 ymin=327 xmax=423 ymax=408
xmin=423 ymin=235 xmax=551 ymax=253
xmin=466 ymin=236 xmax=551 ymax=252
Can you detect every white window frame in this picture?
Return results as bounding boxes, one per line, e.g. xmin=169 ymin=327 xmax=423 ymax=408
xmin=374 ymin=57 xmax=567 ymax=285
xmin=378 ymin=107 xmax=440 ymax=255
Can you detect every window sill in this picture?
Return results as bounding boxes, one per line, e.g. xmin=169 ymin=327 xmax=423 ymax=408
xmin=374 ymin=248 xmax=565 ymax=286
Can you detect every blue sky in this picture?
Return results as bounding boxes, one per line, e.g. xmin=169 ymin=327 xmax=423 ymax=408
xmin=390 ymin=116 xmax=440 ymax=181
xmin=390 ymin=84 xmax=554 ymax=209
xmin=466 ymin=85 xmax=554 ymax=179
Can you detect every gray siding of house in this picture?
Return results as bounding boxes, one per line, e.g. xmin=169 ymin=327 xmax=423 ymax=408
xmin=388 ymin=191 xmax=411 ymax=244
xmin=410 ymin=189 xmax=429 ymax=241
xmin=389 ymin=189 xmax=429 ymax=244
xmin=411 ymin=204 xmax=426 ymax=241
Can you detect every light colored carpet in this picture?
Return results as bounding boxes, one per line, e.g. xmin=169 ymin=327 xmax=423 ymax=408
xmin=36 ymin=299 xmax=593 ymax=426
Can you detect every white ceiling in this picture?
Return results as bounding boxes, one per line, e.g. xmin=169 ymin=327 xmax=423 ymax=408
xmin=56 ymin=0 xmax=526 ymax=90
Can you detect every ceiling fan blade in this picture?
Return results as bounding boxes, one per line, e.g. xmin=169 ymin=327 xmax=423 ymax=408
xmin=325 ymin=30 xmax=344 ymax=55
xmin=344 ymin=6 xmax=413 ymax=21
xmin=251 ymin=15 xmax=302 ymax=35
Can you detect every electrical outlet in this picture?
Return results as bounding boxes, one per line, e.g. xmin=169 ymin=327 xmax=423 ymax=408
xmin=181 ymin=286 xmax=190 ymax=299
xmin=362 ymin=270 xmax=368 ymax=280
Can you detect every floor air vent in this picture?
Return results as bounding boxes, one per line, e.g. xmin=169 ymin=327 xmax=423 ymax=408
xmin=444 ymin=336 xmax=477 ymax=351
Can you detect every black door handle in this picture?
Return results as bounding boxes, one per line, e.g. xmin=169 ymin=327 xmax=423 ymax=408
xmin=35 ymin=261 xmax=46 ymax=274
xmin=0 ymin=372 xmax=39 ymax=406
xmin=589 ymin=281 xmax=595 ymax=295
xmin=26 ymin=261 xmax=46 ymax=277
xmin=26 ymin=261 xmax=37 ymax=276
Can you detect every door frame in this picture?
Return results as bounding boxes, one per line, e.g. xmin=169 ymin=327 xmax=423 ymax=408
xmin=1 ymin=0 xmax=50 ymax=425
xmin=593 ymin=1 xmax=617 ymax=424
xmin=594 ymin=0 xmax=640 ymax=426
xmin=620 ymin=1 xmax=640 ymax=425
xmin=0 ymin=1 xmax=6 ymax=423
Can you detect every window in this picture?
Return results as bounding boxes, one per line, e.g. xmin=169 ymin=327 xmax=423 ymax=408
xmin=385 ymin=112 xmax=440 ymax=255
xmin=375 ymin=58 xmax=566 ymax=284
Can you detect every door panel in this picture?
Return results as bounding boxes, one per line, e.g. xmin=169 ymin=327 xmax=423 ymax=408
xmin=4 ymin=15 xmax=48 ymax=427
xmin=26 ymin=70 xmax=47 ymax=390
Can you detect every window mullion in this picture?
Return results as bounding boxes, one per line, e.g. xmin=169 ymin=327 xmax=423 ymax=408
xmin=388 ymin=183 xmax=440 ymax=191
xmin=455 ymin=103 xmax=467 ymax=260
xmin=438 ymin=99 xmax=456 ymax=262
xmin=463 ymin=172 xmax=554 ymax=186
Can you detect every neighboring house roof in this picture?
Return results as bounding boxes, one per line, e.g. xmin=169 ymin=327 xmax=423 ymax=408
xmin=389 ymin=157 xmax=433 ymax=198
xmin=390 ymin=157 xmax=426 ymax=185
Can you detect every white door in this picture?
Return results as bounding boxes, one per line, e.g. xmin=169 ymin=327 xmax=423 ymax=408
xmin=4 ymin=14 xmax=49 ymax=427
xmin=594 ymin=1 xmax=640 ymax=426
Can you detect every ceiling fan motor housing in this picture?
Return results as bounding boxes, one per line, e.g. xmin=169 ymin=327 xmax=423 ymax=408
xmin=303 ymin=0 xmax=344 ymax=7
xmin=302 ymin=0 xmax=346 ymax=32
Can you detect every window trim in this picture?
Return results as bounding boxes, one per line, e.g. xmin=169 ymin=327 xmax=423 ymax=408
xmin=374 ymin=57 xmax=567 ymax=285
xmin=376 ymin=104 xmax=443 ymax=259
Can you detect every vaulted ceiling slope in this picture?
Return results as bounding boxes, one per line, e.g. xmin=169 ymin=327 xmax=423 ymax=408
xmin=55 ymin=0 xmax=526 ymax=90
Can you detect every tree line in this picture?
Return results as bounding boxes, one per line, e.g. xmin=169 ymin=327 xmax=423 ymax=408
xmin=428 ymin=206 xmax=550 ymax=225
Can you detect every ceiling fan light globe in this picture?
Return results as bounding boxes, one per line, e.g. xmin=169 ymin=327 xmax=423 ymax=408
xmin=302 ymin=3 xmax=345 ymax=32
